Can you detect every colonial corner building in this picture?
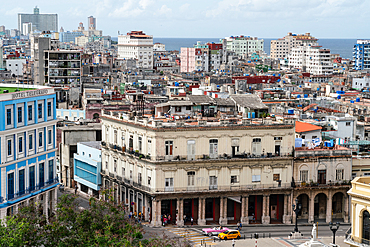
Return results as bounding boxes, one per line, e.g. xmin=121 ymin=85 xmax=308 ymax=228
xmin=0 ymin=84 xmax=58 ymax=219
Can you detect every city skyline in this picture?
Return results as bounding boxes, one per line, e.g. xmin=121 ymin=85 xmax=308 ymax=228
xmin=1 ymin=0 xmax=370 ymax=38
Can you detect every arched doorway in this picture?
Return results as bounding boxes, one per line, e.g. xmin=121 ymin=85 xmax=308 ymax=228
xmin=363 ymin=210 xmax=370 ymax=244
xmin=297 ymin=194 xmax=309 ymax=222
xmin=314 ymin=193 xmax=327 ymax=221
xmin=93 ymin=113 xmax=100 ymax=119
xmin=332 ymin=192 xmax=344 ymax=221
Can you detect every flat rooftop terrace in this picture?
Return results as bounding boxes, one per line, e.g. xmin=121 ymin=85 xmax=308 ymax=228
xmin=0 ymin=87 xmax=35 ymax=94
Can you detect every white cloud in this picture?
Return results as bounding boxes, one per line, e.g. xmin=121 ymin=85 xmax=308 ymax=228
xmin=108 ymin=0 xmax=145 ymax=18
xmin=179 ymin=3 xmax=190 ymax=12
xmin=157 ymin=4 xmax=172 ymax=16
xmin=139 ymin=0 xmax=153 ymax=9
xmin=5 ymin=7 xmax=24 ymax=16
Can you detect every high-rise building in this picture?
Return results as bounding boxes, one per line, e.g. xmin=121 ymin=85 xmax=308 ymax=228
xmin=22 ymin=22 xmax=32 ymax=36
xmin=288 ymin=45 xmax=333 ymax=75
xmin=88 ymin=16 xmax=96 ymax=30
xmin=118 ymin=31 xmax=153 ymax=69
xmin=0 ymin=84 xmax=58 ymax=219
xmin=0 ymin=26 xmax=5 ymax=33
xmin=31 ymin=36 xmax=52 ymax=84
xmin=222 ymin=36 xmax=264 ymax=57
xmin=270 ymin=32 xmax=318 ymax=59
xmin=18 ymin=7 xmax=58 ymax=34
xmin=353 ymin=40 xmax=370 ymax=70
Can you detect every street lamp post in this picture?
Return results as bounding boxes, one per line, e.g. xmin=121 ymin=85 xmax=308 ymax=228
xmin=292 ymin=198 xmax=302 ymax=233
xmin=329 ymin=222 xmax=340 ymax=246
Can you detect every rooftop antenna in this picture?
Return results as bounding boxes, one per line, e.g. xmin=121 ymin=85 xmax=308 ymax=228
xmin=118 ymin=31 xmax=120 ymax=35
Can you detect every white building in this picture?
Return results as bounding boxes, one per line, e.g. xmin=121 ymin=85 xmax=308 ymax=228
xmin=270 ymin=32 xmax=318 ymax=59
xmin=6 ymin=59 xmax=27 ymax=76
xmin=22 ymin=22 xmax=32 ymax=36
xmin=153 ymin=43 xmax=165 ymax=52
xmin=352 ymin=77 xmax=370 ymax=90
xmin=288 ymin=45 xmax=333 ymax=75
xmin=118 ymin=31 xmax=153 ymax=70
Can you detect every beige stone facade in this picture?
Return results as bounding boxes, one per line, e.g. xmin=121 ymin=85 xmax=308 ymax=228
xmin=345 ymin=177 xmax=370 ymax=246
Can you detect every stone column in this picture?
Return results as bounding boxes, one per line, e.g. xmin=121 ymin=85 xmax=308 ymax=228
xmin=326 ymin=192 xmax=332 ymax=223
xmin=262 ymin=195 xmax=270 ymax=224
xmin=283 ymin=193 xmax=292 ymax=224
xmin=198 ymin=198 xmax=206 ymax=225
xmin=308 ymin=193 xmax=315 ymax=223
xmin=344 ymin=195 xmax=349 ymax=223
xmin=241 ymin=196 xmax=248 ymax=225
xmin=176 ymin=198 xmax=184 ymax=226
xmin=219 ymin=197 xmax=227 ymax=225
xmin=151 ymin=200 xmax=161 ymax=227
xmin=44 ymin=192 xmax=49 ymax=221
xmin=201 ymin=198 xmax=206 ymax=224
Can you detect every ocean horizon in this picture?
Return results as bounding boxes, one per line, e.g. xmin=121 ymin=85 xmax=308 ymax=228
xmin=112 ymin=37 xmax=357 ymax=59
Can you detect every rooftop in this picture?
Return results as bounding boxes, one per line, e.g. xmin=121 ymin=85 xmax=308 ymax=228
xmin=295 ymin=121 xmax=322 ymax=133
xmin=80 ymin=141 xmax=101 ymax=150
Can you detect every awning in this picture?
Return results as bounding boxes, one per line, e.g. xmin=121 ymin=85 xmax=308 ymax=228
xmin=228 ymin=196 xmax=241 ymax=203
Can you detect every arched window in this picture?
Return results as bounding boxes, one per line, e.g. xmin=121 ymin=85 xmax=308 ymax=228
xmin=93 ymin=113 xmax=99 ymax=119
xmin=363 ymin=210 xmax=370 ymax=244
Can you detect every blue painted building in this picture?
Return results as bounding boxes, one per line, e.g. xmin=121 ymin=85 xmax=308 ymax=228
xmin=0 ymin=84 xmax=58 ymax=218
xmin=59 ymin=31 xmax=84 ymax=43
xmin=353 ymin=40 xmax=370 ymax=70
xmin=74 ymin=141 xmax=101 ymax=197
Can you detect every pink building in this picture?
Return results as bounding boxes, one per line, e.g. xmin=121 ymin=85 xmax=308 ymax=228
xmin=180 ymin=47 xmax=195 ymax=73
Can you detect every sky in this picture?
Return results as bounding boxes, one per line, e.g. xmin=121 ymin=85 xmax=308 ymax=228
xmin=1 ymin=0 xmax=370 ymax=39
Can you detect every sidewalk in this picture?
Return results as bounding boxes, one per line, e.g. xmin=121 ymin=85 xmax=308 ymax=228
xmin=210 ymin=236 xmax=345 ymax=247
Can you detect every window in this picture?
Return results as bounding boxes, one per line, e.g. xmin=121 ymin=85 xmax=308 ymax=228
xmin=19 ymin=169 xmax=25 ymax=195
xmin=336 ymin=169 xmax=344 ymax=181
xmin=39 ymin=162 xmax=45 ymax=187
xmin=105 ymin=161 xmax=108 ymax=169
xmin=300 ymin=170 xmax=308 ymax=182
xmin=49 ymin=160 xmax=54 ymax=182
xmin=252 ymin=175 xmax=261 ymax=182
xmin=346 ymin=122 xmax=351 ymax=126
xmin=147 ymin=139 xmax=152 ymax=155
xmin=363 ymin=210 xmax=370 ymax=243
xmin=138 ymin=137 xmax=142 ymax=152
xmin=39 ymin=132 xmax=43 ymax=147
xmin=114 ymin=130 xmax=117 ymax=143
xmin=17 ymin=106 xmax=22 ymax=123
xmin=175 ymin=106 xmax=181 ymax=112
xmin=138 ymin=173 xmax=142 ymax=184
xmin=29 ymin=166 xmax=35 ymax=191
xmin=29 ymin=134 xmax=33 ymax=150
xmin=130 ymin=170 xmax=133 ymax=180
xmin=186 ymin=106 xmax=191 ymax=110
xmin=209 ymin=176 xmax=218 ymax=190
xmin=48 ymin=129 xmax=52 ymax=145
xmin=273 ymin=174 xmax=280 ymax=181
xmin=7 ymin=139 xmax=12 ymax=156
xmin=187 ymin=140 xmax=195 ymax=160
xmin=352 ymin=173 xmax=357 ymax=179
xmin=7 ymin=173 xmax=14 ymax=200
xmin=209 ymin=139 xmax=218 ymax=158
xmin=148 ymin=176 xmax=151 ymax=185
xmin=47 ymin=102 xmax=52 ymax=117
xmin=28 ymin=105 xmax=33 ymax=121
xmin=18 ymin=136 xmax=23 ymax=153
xmin=187 ymin=171 xmax=195 ymax=186
xmin=6 ymin=108 xmax=11 ymax=126
xmin=38 ymin=103 xmax=43 ymax=119
xmin=165 ymin=178 xmax=174 ymax=191
xmin=231 ymin=175 xmax=238 ymax=184
xmin=274 ymin=137 xmax=283 ymax=140
xmin=122 ymin=167 xmax=125 ymax=177
xmin=252 ymin=138 xmax=262 ymax=156
xmin=165 ymin=140 xmax=173 ymax=157
xmin=114 ymin=160 xmax=117 ymax=172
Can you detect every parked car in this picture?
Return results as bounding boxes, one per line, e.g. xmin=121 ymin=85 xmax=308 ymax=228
xmin=202 ymin=226 xmax=230 ymax=236
xmin=218 ymin=230 xmax=241 ymax=240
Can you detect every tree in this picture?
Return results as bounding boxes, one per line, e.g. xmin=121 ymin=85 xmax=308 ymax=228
xmin=0 ymin=190 xmax=190 ymax=247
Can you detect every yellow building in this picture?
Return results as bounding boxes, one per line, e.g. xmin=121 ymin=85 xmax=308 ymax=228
xmin=345 ymin=176 xmax=370 ymax=246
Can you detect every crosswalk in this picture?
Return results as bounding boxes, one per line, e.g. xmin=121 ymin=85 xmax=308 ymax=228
xmin=166 ymin=227 xmax=218 ymax=246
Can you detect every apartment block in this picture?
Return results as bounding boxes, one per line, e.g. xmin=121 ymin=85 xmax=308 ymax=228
xmin=223 ymin=36 xmax=264 ymax=56
xmin=118 ymin=31 xmax=153 ymax=70
xmin=180 ymin=48 xmax=195 ymax=73
xmin=0 ymin=85 xmax=58 ymax=219
xmin=270 ymin=32 xmax=318 ymax=59
xmin=18 ymin=7 xmax=58 ymax=34
xmin=44 ymin=50 xmax=82 ymax=85
xmin=353 ymin=40 xmax=370 ymax=70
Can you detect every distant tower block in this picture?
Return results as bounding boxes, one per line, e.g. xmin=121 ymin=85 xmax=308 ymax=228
xmin=88 ymin=16 xmax=96 ymax=30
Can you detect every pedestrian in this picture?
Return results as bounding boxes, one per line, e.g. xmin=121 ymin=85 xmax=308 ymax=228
xmin=191 ymin=217 xmax=194 ymax=226
xmin=168 ymin=214 xmax=171 ymax=224
xmin=184 ymin=214 xmax=187 ymax=223
xmin=232 ymin=239 xmax=235 ymax=247
xmin=74 ymin=184 xmax=77 ymax=195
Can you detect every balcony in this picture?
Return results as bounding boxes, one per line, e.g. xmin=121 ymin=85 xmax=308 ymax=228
xmin=344 ymin=227 xmax=370 ymax=247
